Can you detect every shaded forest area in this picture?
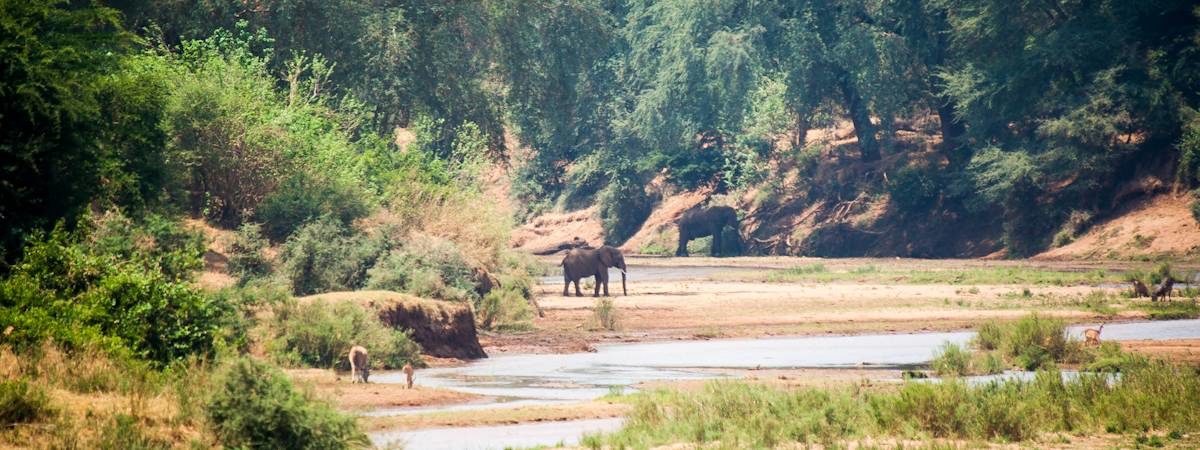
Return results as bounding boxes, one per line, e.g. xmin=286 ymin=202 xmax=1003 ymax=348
xmin=4 ymin=0 xmax=1200 ymax=263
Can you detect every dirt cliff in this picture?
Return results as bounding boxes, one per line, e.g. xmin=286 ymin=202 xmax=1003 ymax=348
xmin=300 ymin=291 xmax=488 ymax=360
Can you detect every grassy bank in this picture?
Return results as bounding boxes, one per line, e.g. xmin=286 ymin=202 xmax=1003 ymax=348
xmin=765 ymin=264 xmax=1115 ymax=286
xmin=585 ymin=360 xmax=1200 ymax=448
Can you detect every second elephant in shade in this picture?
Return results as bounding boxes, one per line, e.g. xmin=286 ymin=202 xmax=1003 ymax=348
xmin=676 ymin=205 xmax=741 ymax=257
xmin=561 ymin=246 xmax=627 ymax=297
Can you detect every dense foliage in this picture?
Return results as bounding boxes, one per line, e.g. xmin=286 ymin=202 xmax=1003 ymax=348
xmin=268 ymin=298 xmax=422 ymax=370
xmin=0 ymin=213 xmax=234 ymax=365
xmin=206 ymin=357 xmax=368 ymax=449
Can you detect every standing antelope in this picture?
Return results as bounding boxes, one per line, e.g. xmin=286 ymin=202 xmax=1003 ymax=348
xmin=348 ymin=345 xmax=370 ymax=383
xmin=1083 ymin=324 xmax=1104 ymax=346
xmin=402 ymin=363 xmax=415 ymax=389
xmin=1131 ymin=279 xmax=1151 ymax=298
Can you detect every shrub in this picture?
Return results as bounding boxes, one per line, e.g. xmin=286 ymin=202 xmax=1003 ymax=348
xmin=256 ymin=172 xmax=372 ymax=242
xmin=887 ymin=165 xmax=942 ymax=217
xmin=227 ymin=223 xmax=271 ymax=282
xmin=1051 ymin=210 xmax=1093 ymax=247
xmin=0 ymin=219 xmax=233 ymax=365
xmin=593 ymin=298 xmax=619 ymax=331
xmin=279 ymin=217 xmax=388 ymax=295
xmin=89 ymin=210 xmax=206 ymax=282
xmin=477 ymin=286 xmax=534 ymax=332
xmin=269 ymin=299 xmax=421 ymax=370
xmin=598 ymin=169 xmax=655 ymax=245
xmin=969 ymin=315 xmax=1084 ymax=371
xmin=1192 ymin=196 xmax=1200 ymax=224
xmin=206 ymin=357 xmax=368 ymax=449
xmin=931 ymin=342 xmax=971 ymax=376
xmin=0 ymin=379 xmax=54 ymax=425
xmin=366 ymin=234 xmax=477 ymax=302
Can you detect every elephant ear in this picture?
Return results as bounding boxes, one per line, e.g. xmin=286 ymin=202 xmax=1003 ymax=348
xmin=599 ymin=248 xmax=615 ymax=267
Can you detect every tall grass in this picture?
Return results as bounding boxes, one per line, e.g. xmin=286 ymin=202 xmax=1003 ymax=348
xmin=967 ymin=315 xmax=1086 ymax=371
xmin=593 ymin=298 xmax=619 ymax=331
xmin=268 ymin=298 xmax=422 ymax=369
xmin=590 ymin=361 xmax=1200 ymax=448
xmin=0 ymin=379 xmax=54 ymax=426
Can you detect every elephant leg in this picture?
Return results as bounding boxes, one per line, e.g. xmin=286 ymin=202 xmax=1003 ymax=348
xmin=574 ymin=279 xmax=583 ymax=296
xmin=711 ymin=230 xmax=721 ymax=257
xmin=592 ymin=274 xmax=601 ymax=297
xmin=563 ymin=274 xmax=571 ymax=296
xmin=676 ymin=233 xmax=689 ymax=257
xmin=600 ymin=270 xmax=610 ymax=297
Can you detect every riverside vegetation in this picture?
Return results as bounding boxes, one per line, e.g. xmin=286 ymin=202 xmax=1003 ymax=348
xmin=5 ymin=0 xmax=1200 ymax=448
xmin=584 ymin=313 xmax=1200 ymax=448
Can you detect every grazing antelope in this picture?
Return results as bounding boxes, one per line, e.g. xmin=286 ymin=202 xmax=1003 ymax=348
xmin=402 ymin=363 xmax=415 ymax=389
xmin=1131 ymin=279 xmax=1151 ymax=298
xmin=1151 ymin=277 xmax=1176 ymax=302
xmin=348 ymin=346 xmax=370 ymax=383
xmin=1083 ymin=324 xmax=1104 ymax=346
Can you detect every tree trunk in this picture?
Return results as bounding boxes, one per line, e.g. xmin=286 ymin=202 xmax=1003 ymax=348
xmin=937 ymin=100 xmax=968 ymax=168
xmin=839 ymin=78 xmax=880 ymax=162
xmin=790 ymin=109 xmax=810 ymax=150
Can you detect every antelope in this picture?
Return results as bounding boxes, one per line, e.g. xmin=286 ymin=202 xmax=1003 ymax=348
xmin=348 ymin=346 xmax=370 ymax=383
xmin=1131 ymin=279 xmax=1151 ymax=298
xmin=1083 ymin=324 xmax=1104 ymax=346
xmin=402 ymin=363 xmax=415 ymax=389
xmin=1151 ymin=277 xmax=1176 ymax=302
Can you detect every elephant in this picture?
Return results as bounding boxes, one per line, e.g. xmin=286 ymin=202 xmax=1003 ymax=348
xmin=561 ymin=245 xmax=627 ymax=297
xmin=676 ymin=205 xmax=741 ymax=257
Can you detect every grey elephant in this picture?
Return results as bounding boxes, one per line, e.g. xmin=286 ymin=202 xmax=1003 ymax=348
xmin=676 ymin=205 xmax=740 ymax=257
xmin=561 ymin=245 xmax=627 ymax=297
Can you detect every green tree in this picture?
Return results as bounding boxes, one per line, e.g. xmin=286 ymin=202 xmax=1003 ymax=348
xmin=0 ymin=0 xmax=137 ymax=258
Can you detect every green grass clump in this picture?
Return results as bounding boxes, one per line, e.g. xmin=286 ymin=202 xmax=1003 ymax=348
xmin=932 ymin=343 xmax=1006 ymax=376
xmin=268 ymin=298 xmax=422 ymax=370
xmin=1137 ymin=300 xmax=1200 ymax=320
xmin=592 ymin=361 xmax=1200 ymax=447
xmin=593 ymin=298 xmax=619 ymax=331
xmin=0 ymin=379 xmax=54 ymax=426
xmin=206 ymin=357 xmax=368 ymax=450
xmin=931 ymin=342 xmax=972 ymax=376
xmin=969 ymin=315 xmax=1085 ymax=371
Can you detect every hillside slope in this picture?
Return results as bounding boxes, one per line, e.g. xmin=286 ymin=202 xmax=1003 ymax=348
xmin=1035 ymin=194 xmax=1200 ymax=260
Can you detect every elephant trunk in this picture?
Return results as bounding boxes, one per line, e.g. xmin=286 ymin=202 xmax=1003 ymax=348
xmin=621 ymin=264 xmax=627 ymax=296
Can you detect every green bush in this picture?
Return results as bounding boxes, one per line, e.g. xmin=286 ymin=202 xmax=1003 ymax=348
xmin=89 ymin=210 xmax=206 ymax=282
xmin=0 ymin=218 xmax=233 ymax=364
xmin=1191 ymin=195 xmax=1200 ymax=224
xmin=477 ymin=286 xmax=534 ymax=332
xmin=269 ymin=299 xmax=421 ymax=370
xmin=968 ymin=315 xmax=1084 ymax=371
xmin=0 ymin=379 xmax=54 ymax=426
xmin=887 ymin=165 xmax=942 ymax=217
xmin=279 ymin=217 xmax=389 ymax=295
xmin=227 ymin=223 xmax=272 ymax=283
xmin=206 ymin=357 xmax=368 ymax=449
xmin=598 ymin=169 xmax=655 ymax=245
xmin=256 ymin=172 xmax=372 ymax=242
xmin=593 ymin=298 xmax=619 ymax=331
xmin=931 ymin=342 xmax=971 ymax=376
xmin=366 ymin=234 xmax=477 ymax=302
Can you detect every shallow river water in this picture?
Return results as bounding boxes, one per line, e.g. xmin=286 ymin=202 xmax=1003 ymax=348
xmin=369 ymin=319 xmax=1200 ymax=448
